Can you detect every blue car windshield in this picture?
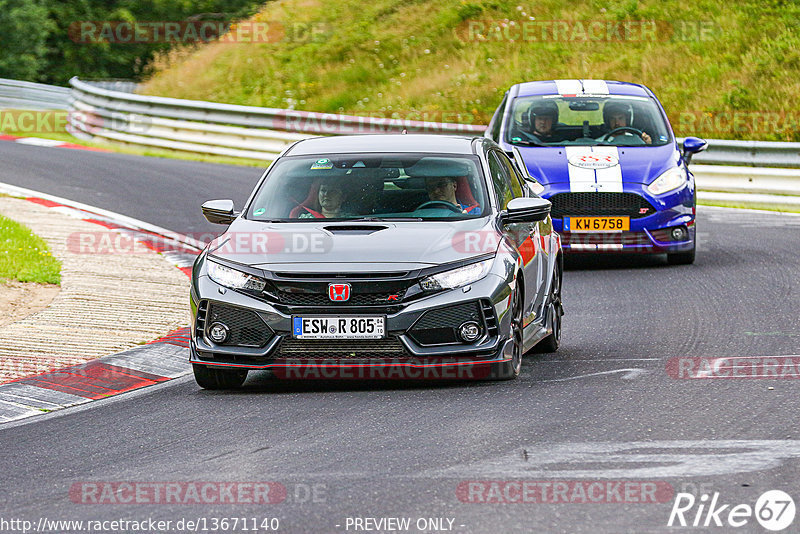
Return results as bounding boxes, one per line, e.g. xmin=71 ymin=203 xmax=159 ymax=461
xmin=505 ymin=95 xmax=671 ymax=147
xmin=247 ymin=154 xmax=488 ymax=221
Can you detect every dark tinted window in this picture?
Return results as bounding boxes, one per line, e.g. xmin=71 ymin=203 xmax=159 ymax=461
xmin=488 ymin=151 xmax=514 ymax=209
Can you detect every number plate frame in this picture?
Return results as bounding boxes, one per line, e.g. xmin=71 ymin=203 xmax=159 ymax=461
xmin=292 ymin=316 xmax=386 ymax=340
xmin=566 ymin=216 xmax=630 ymax=233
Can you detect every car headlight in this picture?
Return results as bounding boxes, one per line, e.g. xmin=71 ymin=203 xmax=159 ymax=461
xmin=420 ymin=259 xmax=493 ymax=291
xmin=207 ymin=260 xmax=266 ymax=291
xmin=647 ymin=167 xmax=686 ymax=196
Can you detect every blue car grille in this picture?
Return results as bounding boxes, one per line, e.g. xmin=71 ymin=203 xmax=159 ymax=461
xmin=549 ymin=192 xmax=656 ymax=219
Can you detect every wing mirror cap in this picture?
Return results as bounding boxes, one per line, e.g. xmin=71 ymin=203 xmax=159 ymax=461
xmin=202 ymin=199 xmax=238 ymax=225
xmin=501 ymin=197 xmax=551 ymax=223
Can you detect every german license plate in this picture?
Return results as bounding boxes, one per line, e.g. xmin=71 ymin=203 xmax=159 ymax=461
xmin=292 ymin=316 xmax=385 ymax=339
xmin=566 ymin=216 xmax=630 ymax=233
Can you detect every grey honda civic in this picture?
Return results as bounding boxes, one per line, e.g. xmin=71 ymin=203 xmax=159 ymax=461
xmin=190 ymin=134 xmax=563 ymax=388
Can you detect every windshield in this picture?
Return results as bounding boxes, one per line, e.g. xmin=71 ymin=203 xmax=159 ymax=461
xmin=247 ymin=153 xmax=488 ymax=221
xmin=505 ymin=95 xmax=671 ymax=147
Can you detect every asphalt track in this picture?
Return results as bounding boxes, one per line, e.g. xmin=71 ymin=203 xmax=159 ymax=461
xmin=1 ymin=142 xmax=800 ymax=533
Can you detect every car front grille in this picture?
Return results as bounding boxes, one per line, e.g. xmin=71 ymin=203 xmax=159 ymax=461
xmin=549 ymin=192 xmax=656 ymax=219
xmin=204 ymin=302 xmax=273 ymax=347
xmin=408 ymin=300 xmax=493 ymax=346
xmin=274 ymin=336 xmax=411 ymax=360
xmin=272 ymin=291 xmax=403 ymax=306
xmin=562 ymin=232 xmax=653 ymax=246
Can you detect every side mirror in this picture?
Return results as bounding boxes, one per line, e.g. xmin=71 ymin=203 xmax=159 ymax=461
xmin=501 ymin=197 xmax=551 ymax=223
xmin=682 ymin=136 xmax=708 ymax=164
xmin=202 ymin=199 xmax=238 ymax=225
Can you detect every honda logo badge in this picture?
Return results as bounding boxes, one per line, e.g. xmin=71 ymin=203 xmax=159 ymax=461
xmin=328 ymin=283 xmax=351 ymax=302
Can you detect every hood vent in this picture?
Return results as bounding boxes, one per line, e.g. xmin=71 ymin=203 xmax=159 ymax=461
xmin=323 ymin=225 xmax=388 ymax=235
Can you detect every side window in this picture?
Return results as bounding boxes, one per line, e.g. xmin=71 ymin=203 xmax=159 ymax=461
xmin=497 ymin=152 xmax=525 ymax=198
xmin=488 ymin=151 xmax=514 ymax=210
xmin=488 ymin=93 xmax=508 ymax=142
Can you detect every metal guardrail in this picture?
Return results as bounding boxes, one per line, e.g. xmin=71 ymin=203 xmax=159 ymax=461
xmin=67 ymin=77 xmax=484 ymax=160
xmin=0 ymin=78 xmax=71 ymax=110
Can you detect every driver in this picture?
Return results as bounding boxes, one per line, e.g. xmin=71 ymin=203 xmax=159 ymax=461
xmin=424 ymin=176 xmax=481 ymax=214
xmin=526 ymin=101 xmax=565 ymax=143
xmin=601 ymin=101 xmax=651 ymax=144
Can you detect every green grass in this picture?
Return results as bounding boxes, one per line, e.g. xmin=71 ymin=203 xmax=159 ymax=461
xmin=140 ymin=0 xmax=800 ymax=142
xmin=698 ymin=199 xmax=800 ymax=214
xmin=0 ymin=214 xmax=61 ymax=285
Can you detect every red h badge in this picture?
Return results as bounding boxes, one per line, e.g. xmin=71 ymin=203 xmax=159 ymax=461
xmin=328 ymin=283 xmax=351 ymax=302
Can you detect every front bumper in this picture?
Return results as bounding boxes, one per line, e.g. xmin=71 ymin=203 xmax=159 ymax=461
xmin=189 ymin=269 xmax=517 ymax=378
xmin=546 ymin=182 xmax=695 ymax=254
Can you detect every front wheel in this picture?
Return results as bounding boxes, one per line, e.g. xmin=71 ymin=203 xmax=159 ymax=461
xmin=667 ymin=238 xmax=696 ymax=265
xmin=193 ymin=364 xmax=248 ymax=389
xmin=536 ymin=261 xmax=563 ymax=353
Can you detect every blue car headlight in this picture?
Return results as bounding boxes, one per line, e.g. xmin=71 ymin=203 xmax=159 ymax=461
xmin=647 ymin=167 xmax=686 ymax=196
xmin=207 ymin=260 xmax=266 ymax=291
xmin=420 ymin=259 xmax=493 ymax=291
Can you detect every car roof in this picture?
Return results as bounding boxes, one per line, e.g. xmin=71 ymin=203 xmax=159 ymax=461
xmin=512 ymin=80 xmax=652 ymax=98
xmin=284 ymin=134 xmax=480 ymax=156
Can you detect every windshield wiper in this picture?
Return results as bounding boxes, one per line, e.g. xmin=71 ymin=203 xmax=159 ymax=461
xmin=511 ymin=139 xmax=546 ymax=147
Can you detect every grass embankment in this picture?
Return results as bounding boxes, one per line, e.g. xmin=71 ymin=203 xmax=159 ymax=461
xmin=0 ymin=214 xmax=61 ymax=285
xmin=140 ymin=0 xmax=799 ymax=141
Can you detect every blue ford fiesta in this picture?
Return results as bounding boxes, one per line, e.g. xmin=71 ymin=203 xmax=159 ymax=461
xmin=486 ymin=79 xmax=707 ymax=264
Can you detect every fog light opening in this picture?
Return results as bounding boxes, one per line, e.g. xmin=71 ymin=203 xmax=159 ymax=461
xmin=208 ymin=322 xmax=230 ymax=343
xmin=671 ymin=226 xmax=688 ymax=241
xmin=459 ymin=321 xmax=482 ymax=342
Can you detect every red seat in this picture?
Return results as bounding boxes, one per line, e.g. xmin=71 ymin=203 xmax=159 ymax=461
xmin=455 ymin=176 xmax=480 ymax=211
xmin=289 ymin=181 xmax=324 ymax=218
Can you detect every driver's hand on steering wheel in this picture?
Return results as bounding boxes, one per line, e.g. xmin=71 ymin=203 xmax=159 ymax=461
xmin=641 ymin=132 xmax=652 ymax=144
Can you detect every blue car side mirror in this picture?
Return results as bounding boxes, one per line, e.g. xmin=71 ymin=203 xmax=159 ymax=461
xmin=682 ymin=137 xmax=708 ymax=165
xmin=683 ymin=137 xmax=708 ymax=154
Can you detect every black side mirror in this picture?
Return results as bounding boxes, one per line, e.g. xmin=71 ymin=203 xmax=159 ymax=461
xmin=202 ymin=199 xmax=238 ymax=225
xmin=501 ymin=197 xmax=551 ymax=223
xmin=682 ymin=136 xmax=708 ymax=164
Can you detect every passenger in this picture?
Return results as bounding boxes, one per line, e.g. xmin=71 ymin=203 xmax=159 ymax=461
xmin=601 ymin=101 xmax=652 ymax=144
xmin=293 ymin=181 xmax=351 ymax=218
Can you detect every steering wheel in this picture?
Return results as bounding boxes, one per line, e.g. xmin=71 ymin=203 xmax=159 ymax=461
xmin=415 ymin=200 xmax=464 ymax=213
xmin=598 ymin=126 xmax=644 ymax=142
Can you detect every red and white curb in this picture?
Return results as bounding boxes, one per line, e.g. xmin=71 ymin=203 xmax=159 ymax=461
xmin=0 ymin=329 xmax=191 ymax=422
xmin=0 ymin=182 xmax=206 ymax=424
xmin=0 ymin=133 xmax=110 ymax=152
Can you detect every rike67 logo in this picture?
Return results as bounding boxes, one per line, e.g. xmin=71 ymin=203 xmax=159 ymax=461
xmin=668 ymin=490 xmax=795 ymax=531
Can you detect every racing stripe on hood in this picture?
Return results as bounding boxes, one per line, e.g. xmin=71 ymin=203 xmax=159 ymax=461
xmin=565 ymin=146 xmax=622 ymax=193
xmin=592 ymin=146 xmax=623 ymax=192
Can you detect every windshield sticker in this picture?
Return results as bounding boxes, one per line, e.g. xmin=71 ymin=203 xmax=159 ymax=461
xmin=311 ymin=158 xmax=333 ymax=170
xmin=253 ymin=207 xmax=266 ymax=216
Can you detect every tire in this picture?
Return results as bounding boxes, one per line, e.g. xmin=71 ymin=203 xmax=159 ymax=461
xmin=496 ymin=287 xmax=524 ymax=380
xmin=193 ymin=364 xmax=248 ymax=389
xmin=535 ymin=260 xmax=563 ymax=353
xmin=667 ymin=242 xmax=696 ymax=265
